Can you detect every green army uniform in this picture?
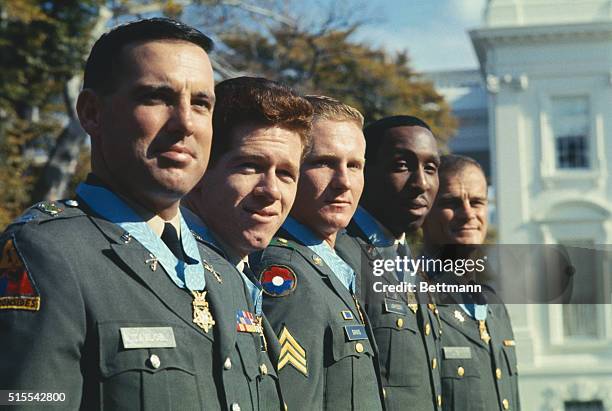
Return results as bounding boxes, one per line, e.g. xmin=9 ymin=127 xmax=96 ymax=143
xmin=436 ymin=301 xmax=520 ymax=411
xmin=253 ymin=230 xmax=385 ymax=411
xmin=0 ymin=199 xmax=283 ymax=411
xmin=344 ymin=219 xmax=443 ymax=411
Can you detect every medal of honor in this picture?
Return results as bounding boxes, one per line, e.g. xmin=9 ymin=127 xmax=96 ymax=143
xmin=479 ymin=320 xmax=491 ymax=344
xmin=407 ymin=291 xmax=418 ymax=313
xmin=191 ymin=290 xmax=215 ymax=333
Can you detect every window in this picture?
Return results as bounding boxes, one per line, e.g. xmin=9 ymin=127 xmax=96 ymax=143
xmin=551 ymin=96 xmax=590 ymax=169
xmin=565 ymin=400 xmax=604 ymax=411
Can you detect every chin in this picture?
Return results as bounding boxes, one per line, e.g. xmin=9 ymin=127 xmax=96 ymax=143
xmin=404 ymin=218 xmax=424 ymax=234
xmin=244 ymin=231 xmax=274 ymax=251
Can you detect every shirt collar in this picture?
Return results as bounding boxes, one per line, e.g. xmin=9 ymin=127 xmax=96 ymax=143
xmin=282 ymin=216 xmax=356 ymax=292
xmin=76 ymin=182 xmax=205 ymax=291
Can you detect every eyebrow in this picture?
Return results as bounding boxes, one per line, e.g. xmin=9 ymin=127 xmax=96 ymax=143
xmin=234 ymin=153 xmax=299 ymax=175
xmin=132 ymin=84 xmax=215 ymax=104
xmin=393 ymin=149 xmax=441 ymax=165
xmin=438 ymin=193 xmax=487 ymax=201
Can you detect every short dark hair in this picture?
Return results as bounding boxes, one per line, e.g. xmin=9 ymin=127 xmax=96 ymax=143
xmin=210 ymin=76 xmax=313 ymax=165
xmin=83 ymin=18 xmax=213 ymax=95
xmin=438 ymin=154 xmax=485 ymax=180
xmin=363 ymin=115 xmax=432 ymax=164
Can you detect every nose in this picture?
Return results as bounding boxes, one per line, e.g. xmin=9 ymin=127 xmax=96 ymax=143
xmin=331 ymin=166 xmax=351 ymax=190
xmin=457 ymin=200 xmax=476 ymax=220
xmin=408 ymin=167 xmax=428 ymax=193
xmin=254 ymin=170 xmax=281 ymax=201
xmin=166 ymin=98 xmax=195 ymax=137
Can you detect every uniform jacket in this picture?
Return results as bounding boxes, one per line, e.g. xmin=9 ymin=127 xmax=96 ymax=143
xmin=0 ymin=200 xmax=283 ymax=411
xmin=252 ymin=229 xmax=385 ymax=411
xmin=436 ymin=301 xmax=520 ymax=411
xmin=344 ymin=220 xmax=443 ymax=411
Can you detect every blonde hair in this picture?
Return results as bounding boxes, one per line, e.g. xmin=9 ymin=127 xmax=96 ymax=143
xmin=305 ymin=95 xmax=364 ymax=128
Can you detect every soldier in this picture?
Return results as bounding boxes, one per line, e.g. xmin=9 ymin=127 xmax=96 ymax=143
xmin=341 ymin=115 xmax=444 ymax=410
xmin=182 ymin=76 xmax=313 ymax=407
xmin=422 ymin=154 xmax=520 ymax=411
xmin=0 ymin=19 xmax=281 ymax=411
xmin=252 ymin=96 xmax=385 ymax=410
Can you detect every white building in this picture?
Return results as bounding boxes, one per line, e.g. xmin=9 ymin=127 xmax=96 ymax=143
xmin=432 ymin=1 xmax=612 ymax=410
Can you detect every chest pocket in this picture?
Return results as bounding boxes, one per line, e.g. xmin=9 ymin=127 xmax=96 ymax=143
xmin=371 ymin=311 xmax=426 ymax=387
xmin=502 ymin=345 xmax=519 ymax=376
xmin=440 ymin=357 xmax=483 ymax=411
xmin=329 ymin=322 xmax=374 ymax=362
xmin=235 ymin=331 xmax=281 ymax=410
xmin=98 ymin=321 xmax=201 ymax=411
xmin=325 ymin=323 xmax=381 ymax=411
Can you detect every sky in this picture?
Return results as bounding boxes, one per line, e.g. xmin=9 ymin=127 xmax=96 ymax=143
xmin=353 ymin=0 xmax=487 ymax=72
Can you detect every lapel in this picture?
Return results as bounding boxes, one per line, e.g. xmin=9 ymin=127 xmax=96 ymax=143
xmin=89 ymin=215 xmax=214 ymax=342
xmin=198 ymin=246 xmax=238 ymax=360
xmin=438 ymin=303 xmax=488 ymax=348
xmin=334 ymin=232 xmax=362 ymax=295
xmin=281 ymin=229 xmax=362 ymax=321
xmin=360 ymin=241 xmax=409 ymax=304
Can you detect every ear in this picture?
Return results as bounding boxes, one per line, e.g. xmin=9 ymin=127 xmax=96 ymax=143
xmin=76 ymin=89 xmax=103 ymax=139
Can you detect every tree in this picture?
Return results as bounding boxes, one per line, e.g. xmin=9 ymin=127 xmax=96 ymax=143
xmin=220 ymin=25 xmax=456 ymax=143
xmin=0 ymin=0 xmax=456 ymax=228
xmin=0 ymin=0 xmax=102 ymax=227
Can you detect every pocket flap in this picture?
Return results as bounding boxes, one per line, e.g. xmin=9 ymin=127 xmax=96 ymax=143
xmin=502 ymin=345 xmax=519 ymax=375
xmin=373 ymin=312 xmax=418 ymax=332
xmin=235 ymin=333 xmax=262 ymax=380
xmin=330 ymin=323 xmax=373 ymax=361
xmin=98 ymin=321 xmax=195 ymax=378
xmin=440 ymin=358 xmax=480 ymax=379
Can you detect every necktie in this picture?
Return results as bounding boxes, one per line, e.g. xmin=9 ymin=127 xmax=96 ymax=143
xmin=242 ymin=262 xmax=259 ymax=285
xmin=161 ymin=222 xmax=185 ymax=261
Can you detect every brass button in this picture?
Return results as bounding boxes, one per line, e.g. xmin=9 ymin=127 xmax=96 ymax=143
xmin=437 ymin=395 xmax=442 ymax=406
xmin=355 ymin=342 xmax=364 ymax=353
xmin=502 ymin=399 xmax=509 ymax=410
xmin=457 ymin=366 xmax=465 ymax=377
xmin=224 ymin=357 xmax=232 ymax=370
xmin=284 ymin=403 xmax=288 ymax=411
xmin=382 ymin=388 xmax=387 ymax=398
xmin=496 ymin=368 xmax=502 ymax=379
xmin=425 ymin=323 xmax=431 ymax=336
xmin=434 ymin=308 xmax=439 ymax=315
xmin=396 ymin=318 xmax=404 ymax=328
xmin=231 ymin=403 xmax=241 ymax=411
xmin=149 ymin=354 xmax=161 ymax=369
xmin=432 ymin=358 xmax=437 ymax=369
xmin=260 ymin=364 xmax=268 ymax=375
xmin=428 ymin=303 xmax=435 ymax=310
xmin=278 ymin=238 xmax=288 ymax=244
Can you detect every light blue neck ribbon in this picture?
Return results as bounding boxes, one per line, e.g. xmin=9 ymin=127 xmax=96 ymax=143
xmin=182 ymin=207 xmax=262 ymax=315
xmin=353 ymin=206 xmax=413 ymax=282
xmin=283 ymin=216 xmax=355 ymax=293
xmin=76 ymin=183 xmax=205 ymax=291
xmin=459 ymin=303 xmax=488 ymax=320
xmin=425 ymin=254 xmax=488 ymax=320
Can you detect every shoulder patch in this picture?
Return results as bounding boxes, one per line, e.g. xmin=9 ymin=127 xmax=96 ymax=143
xmin=0 ymin=237 xmax=40 ymax=311
xmin=260 ymin=265 xmax=297 ymax=297
xmin=278 ymin=327 xmax=307 ymax=376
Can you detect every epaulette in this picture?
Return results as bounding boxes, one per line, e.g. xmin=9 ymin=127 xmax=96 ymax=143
xmin=268 ymin=237 xmax=296 ymax=250
xmin=9 ymin=199 xmax=85 ymax=227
